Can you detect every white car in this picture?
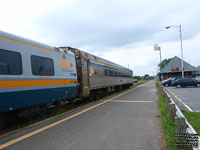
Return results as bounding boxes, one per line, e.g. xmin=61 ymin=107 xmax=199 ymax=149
xmin=194 ymin=76 xmax=200 ymax=81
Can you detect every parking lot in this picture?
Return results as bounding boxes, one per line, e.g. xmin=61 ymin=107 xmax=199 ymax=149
xmin=165 ymin=86 xmax=200 ymax=112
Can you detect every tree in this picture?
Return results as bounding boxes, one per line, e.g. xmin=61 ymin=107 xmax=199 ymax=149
xmin=197 ymin=65 xmax=200 ymax=69
xmin=144 ymin=74 xmax=150 ymax=80
xmin=133 ymin=76 xmax=141 ymax=81
xmin=158 ymin=58 xmax=172 ymax=69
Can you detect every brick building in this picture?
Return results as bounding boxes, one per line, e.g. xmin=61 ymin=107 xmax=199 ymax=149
xmin=159 ymin=56 xmax=200 ymax=80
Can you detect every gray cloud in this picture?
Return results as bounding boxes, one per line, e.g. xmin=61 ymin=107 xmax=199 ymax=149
xmin=35 ymin=0 xmax=199 ymax=52
xmin=4 ymin=0 xmax=200 ymax=75
xmin=31 ymin=0 xmax=200 ymax=49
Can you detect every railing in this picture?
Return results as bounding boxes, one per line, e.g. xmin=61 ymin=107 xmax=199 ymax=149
xmin=161 ymin=86 xmax=200 ymax=150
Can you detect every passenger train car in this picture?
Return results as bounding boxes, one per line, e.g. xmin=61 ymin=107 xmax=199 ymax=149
xmin=60 ymin=47 xmax=133 ymax=99
xmin=0 ymin=30 xmax=133 ymax=128
xmin=0 ymin=30 xmax=77 ymax=117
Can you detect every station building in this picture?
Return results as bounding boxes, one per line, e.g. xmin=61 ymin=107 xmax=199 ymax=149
xmin=159 ymin=56 xmax=200 ymax=80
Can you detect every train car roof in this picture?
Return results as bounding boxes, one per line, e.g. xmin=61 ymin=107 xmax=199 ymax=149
xmin=0 ymin=30 xmax=74 ymax=57
xmin=61 ymin=47 xmax=132 ymax=72
xmin=79 ymin=50 xmax=132 ymax=72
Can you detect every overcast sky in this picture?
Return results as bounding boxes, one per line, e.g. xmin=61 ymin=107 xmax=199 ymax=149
xmin=1 ymin=0 xmax=200 ymax=76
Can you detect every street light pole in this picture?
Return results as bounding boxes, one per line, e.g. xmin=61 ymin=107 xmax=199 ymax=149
xmin=165 ymin=25 xmax=184 ymax=78
xmin=179 ymin=25 xmax=184 ymax=78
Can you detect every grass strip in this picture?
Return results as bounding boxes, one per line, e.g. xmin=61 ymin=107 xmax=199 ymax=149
xmin=132 ymin=80 xmax=147 ymax=87
xmin=158 ymin=88 xmax=189 ymax=149
xmin=181 ymin=110 xmax=200 ymax=135
xmin=159 ymin=96 xmax=177 ymax=150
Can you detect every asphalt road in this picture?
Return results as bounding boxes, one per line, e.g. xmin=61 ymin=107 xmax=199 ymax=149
xmin=166 ymin=86 xmax=200 ymax=112
xmin=0 ymin=81 xmax=161 ymax=150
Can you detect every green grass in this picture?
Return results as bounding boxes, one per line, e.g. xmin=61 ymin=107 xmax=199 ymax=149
xmin=132 ymin=80 xmax=147 ymax=86
xmin=181 ymin=110 xmax=200 ymax=135
xmin=155 ymin=80 xmax=159 ymax=88
xmin=159 ymin=96 xmax=177 ymax=150
xmin=155 ymin=80 xmax=193 ymax=149
xmin=159 ymin=96 xmax=190 ymax=150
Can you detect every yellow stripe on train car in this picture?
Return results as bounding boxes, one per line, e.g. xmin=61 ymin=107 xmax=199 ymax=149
xmin=0 ymin=80 xmax=77 ymax=88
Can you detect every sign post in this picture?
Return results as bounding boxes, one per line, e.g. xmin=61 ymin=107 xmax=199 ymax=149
xmin=154 ymin=44 xmax=163 ymax=81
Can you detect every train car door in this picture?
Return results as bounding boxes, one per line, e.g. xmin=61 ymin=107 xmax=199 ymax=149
xmin=82 ymin=58 xmax=90 ymax=97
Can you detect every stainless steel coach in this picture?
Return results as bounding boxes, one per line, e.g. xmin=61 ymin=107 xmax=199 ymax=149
xmin=60 ymin=47 xmax=133 ymax=99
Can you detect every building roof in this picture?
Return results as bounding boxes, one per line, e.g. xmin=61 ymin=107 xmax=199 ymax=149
xmin=161 ymin=56 xmax=200 ymax=73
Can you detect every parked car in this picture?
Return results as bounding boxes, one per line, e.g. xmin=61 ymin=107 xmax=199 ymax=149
xmin=161 ymin=79 xmax=167 ymax=85
xmin=133 ymin=79 xmax=138 ymax=83
xmin=162 ymin=77 xmax=181 ymax=87
xmin=162 ymin=78 xmax=173 ymax=86
xmin=170 ymin=77 xmax=182 ymax=86
xmin=194 ymin=76 xmax=200 ymax=81
xmin=172 ymin=78 xmax=200 ymax=88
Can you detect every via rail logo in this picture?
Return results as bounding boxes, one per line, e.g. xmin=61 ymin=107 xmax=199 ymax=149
xmin=60 ymin=60 xmax=73 ymax=72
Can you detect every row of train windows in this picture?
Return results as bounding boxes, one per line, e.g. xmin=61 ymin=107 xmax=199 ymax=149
xmin=0 ymin=49 xmax=54 ymax=76
xmin=104 ymin=69 xmax=132 ymax=77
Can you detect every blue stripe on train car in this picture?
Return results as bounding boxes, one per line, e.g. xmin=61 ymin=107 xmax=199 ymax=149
xmin=0 ymin=86 xmax=77 ymax=113
xmin=90 ymin=62 xmax=121 ymax=71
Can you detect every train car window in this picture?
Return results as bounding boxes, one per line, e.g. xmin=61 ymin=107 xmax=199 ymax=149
xmin=55 ymin=48 xmax=60 ymax=52
xmin=31 ymin=55 xmax=54 ymax=76
xmin=114 ymin=71 xmax=117 ymax=77
xmin=83 ymin=59 xmax=88 ymax=71
xmin=0 ymin=49 xmax=22 ymax=75
xmin=105 ymin=69 xmax=108 ymax=76
xmin=94 ymin=68 xmax=97 ymax=75
xmin=109 ymin=70 xmax=113 ymax=76
xmin=118 ymin=72 xmax=121 ymax=77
